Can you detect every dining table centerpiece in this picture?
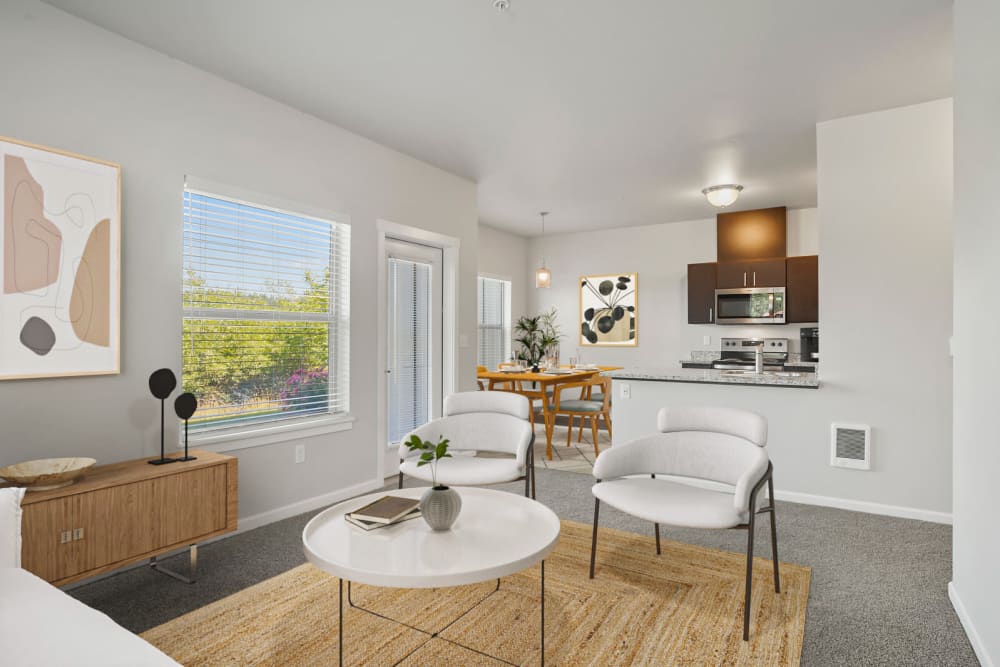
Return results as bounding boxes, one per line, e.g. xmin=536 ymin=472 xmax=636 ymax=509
xmin=514 ymin=308 xmax=563 ymax=372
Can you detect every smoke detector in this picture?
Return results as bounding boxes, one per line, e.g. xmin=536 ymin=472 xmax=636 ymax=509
xmin=494 ymin=0 xmax=510 ymax=11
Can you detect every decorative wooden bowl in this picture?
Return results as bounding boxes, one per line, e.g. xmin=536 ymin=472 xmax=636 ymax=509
xmin=0 ymin=457 xmax=97 ymax=491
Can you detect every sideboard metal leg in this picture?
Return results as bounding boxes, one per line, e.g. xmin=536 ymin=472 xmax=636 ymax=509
xmin=149 ymin=544 xmax=197 ymax=584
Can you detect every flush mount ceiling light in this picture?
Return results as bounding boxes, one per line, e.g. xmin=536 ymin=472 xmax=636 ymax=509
xmin=493 ymin=0 xmax=510 ymax=11
xmin=702 ymin=184 xmax=744 ymax=208
xmin=535 ymin=211 xmax=551 ymax=289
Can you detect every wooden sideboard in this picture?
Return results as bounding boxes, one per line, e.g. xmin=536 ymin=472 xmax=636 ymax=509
xmin=13 ymin=450 xmax=237 ymax=586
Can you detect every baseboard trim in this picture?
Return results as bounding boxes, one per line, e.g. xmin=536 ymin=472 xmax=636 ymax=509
xmin=773 ymin=489 xmax=952 ymax=525
xmin=626 ymin=474 xmax=952 ymax=525
xmin=949 ymin=581 xmax=993 ymax=667
xmin=236 ymin=476 xmax=384 ymax=533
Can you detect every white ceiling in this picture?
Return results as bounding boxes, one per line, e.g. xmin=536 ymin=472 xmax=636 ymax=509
xmin=45 ymin=0 xmax=952 ymax=236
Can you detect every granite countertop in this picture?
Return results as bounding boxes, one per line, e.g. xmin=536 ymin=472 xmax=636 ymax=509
xmin=606 ymin=367 xmax=820 ymax=389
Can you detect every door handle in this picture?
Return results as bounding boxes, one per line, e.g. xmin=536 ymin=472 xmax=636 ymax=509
xmin=743 ymin=271 xmax=747 ymax=287
xmin=709 ymin=307 xmax=713 ymax=323
xmin=753 ymin=271 xmax=757 ymax=287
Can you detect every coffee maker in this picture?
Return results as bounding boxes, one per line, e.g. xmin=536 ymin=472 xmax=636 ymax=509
xmin=800 ymin=327 xmax=819 ymax=362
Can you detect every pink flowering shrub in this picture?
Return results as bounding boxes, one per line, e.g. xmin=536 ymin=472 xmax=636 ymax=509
xmin=280 ymin=367 xmax=329 ymax=413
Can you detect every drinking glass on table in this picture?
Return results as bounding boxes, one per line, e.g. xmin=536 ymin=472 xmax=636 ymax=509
xmin=569 ymin=356 xmax=578 ymax=368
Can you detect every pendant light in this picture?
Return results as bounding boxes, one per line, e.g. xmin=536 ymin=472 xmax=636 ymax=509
xmin=535 ymin=211 xmax=551 ymax=289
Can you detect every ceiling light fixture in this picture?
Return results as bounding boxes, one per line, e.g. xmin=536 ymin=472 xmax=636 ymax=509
xmin=701 ymin=184 xmax=744 ymax=208
xmin=535 ymin=211 xmax=551 ymax=289
xmin=493 ymin=0 xmax=510 ymax=11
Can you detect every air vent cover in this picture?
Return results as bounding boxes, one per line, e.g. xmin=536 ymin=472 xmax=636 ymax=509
xmin=830 ymin=423 xmax=871 ymax=470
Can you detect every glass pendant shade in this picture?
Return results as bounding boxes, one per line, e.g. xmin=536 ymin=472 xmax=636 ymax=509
xmin=535 ymin=265 xmax=551 ymax=289
xmin=535 ymin=211 xmax=552 ymax=288
xmin=702 ymin=184 xmax=744 ymax=208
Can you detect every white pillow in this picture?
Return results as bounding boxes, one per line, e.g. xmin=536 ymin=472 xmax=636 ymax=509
xmin=0 ymin=487 xmax=26 ymax=568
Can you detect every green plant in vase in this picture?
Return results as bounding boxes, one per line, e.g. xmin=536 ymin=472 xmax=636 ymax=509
xmin=403 ymin=434 xmax=461 ymax=530
xmin=403 ymin=434 xmax=452 ymax=488
xmin=514 ymin=307 xmax=563 ymax=370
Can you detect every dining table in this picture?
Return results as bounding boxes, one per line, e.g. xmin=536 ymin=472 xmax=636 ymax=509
xmin=476 ymin=365 xmax=623 ymax=460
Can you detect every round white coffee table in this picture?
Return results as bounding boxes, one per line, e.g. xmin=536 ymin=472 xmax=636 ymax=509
xmin=303 ymin=486 xmax=560 ymax=666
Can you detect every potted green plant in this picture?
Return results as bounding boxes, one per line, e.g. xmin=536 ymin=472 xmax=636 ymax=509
xmin=403 ymin=433 xmax=460 ymax=530
xmin=514 ymin=307 xmax=563 ymax=371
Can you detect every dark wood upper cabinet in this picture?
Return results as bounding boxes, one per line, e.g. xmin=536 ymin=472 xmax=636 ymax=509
xmin=716 ymin=258 xmax=786 ymax=289
xmin=687 ymin=262 xmax=718 ymax=324
xmin=717 ymin=206 xmax=787 ymax=262
xmin=786 ymin=255 xmax=819 ymax=323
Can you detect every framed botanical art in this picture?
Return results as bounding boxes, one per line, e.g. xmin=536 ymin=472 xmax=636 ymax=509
xmin=580 ymin=273 xmax=637 ymax=346
xmin=1 ymin=137 xmax=121 ymax=380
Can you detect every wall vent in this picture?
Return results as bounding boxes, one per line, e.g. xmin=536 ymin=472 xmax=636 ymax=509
xmin=830 ymin=423 xmax=871 ymax=470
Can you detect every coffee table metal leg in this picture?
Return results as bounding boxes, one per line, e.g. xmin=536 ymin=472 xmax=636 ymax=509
xmin=339 ymin=578 xmax=344 ymax=667
xmin=541 ymin=559 xmax=545 ymax=666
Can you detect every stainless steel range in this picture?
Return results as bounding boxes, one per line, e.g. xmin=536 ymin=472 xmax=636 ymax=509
xmin=711 ymin=338 xmax=788 ymax=371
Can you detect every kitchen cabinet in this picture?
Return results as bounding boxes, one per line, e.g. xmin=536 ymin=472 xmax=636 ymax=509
xmin=785 ymin=255 xmax=819 ymax=323
xmin=716 ymin=258 xmax=786 ymax=289
xmin=717 ymin=206 xmax=787 ymax=262
xmin=687 ymin=262 xmax=717 ymax=323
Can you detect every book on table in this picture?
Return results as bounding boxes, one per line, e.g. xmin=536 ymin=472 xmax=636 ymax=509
xmin=347 ymin=495 xmax=421 ymax=524
xmin=345 ymin=508 xmax=422 ymax=531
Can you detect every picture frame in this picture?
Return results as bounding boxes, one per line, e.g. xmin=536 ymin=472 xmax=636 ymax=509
xmin=1 ymin=136 xmax=121 ymax=380
xmin=579 ymin=273 xmax=637 ymax=346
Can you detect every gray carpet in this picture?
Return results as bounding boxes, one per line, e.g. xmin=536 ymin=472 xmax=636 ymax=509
xmin=69 ymin=468 xmax=978 ymax=666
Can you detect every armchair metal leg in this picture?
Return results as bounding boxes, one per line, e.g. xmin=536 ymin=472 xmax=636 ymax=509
xmin=651 ymin=474 xmax=661 ymax=555
xmin=531 ymin=443 xmax=537 ymax=500
xmin=767 ymin=473 xmax=780 ymax=594
xmin=743 ymin=495 xmax=756 ymax=642
xmin=589 ymin=495 xmax=601 ymax=579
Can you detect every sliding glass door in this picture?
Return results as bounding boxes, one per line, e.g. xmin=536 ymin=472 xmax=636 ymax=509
xmin=384 ymin=239 xmax=442 ymax=474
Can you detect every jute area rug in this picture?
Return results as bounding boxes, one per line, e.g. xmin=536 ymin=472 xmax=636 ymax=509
xmin=143 ymin=521 xmax=810 ymax=666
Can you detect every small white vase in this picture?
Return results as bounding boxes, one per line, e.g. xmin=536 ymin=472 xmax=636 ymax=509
xmin=420 ymin=486 xmax=461 ymax=531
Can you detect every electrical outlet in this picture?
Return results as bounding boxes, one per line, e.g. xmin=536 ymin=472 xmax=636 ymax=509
xmin=295 ymin=444 xmax=306 ymax=464
xmin=73 ymin=528 xmax=84 ymax=540
xmin=702 ymin=335 xmax=712 ymax=346
xmin=619 ymin=382 xmax=631 ymax=399
xmin=60 ymin=531 xmax=71 ymax=544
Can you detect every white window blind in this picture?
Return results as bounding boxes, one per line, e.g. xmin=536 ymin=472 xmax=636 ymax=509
xmin=387 ymin=258 xmax=431 ymax=444
xmin=182 ymin=188 xmax=350 ymax=433
xmin=477 ymin=276 xmax=511 ymax=370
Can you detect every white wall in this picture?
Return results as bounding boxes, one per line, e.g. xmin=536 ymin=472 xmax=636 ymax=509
xmin=0 ymin=1 xmax=479 ymax=523
xmin=477 ymin=223 xmax=530 ymax=324
xmin=952 ymin=0 xmax=1000 ymax=663
xmin=816 ymin=98 xmax=953 ymax=515
xmin=526 ymin=208 xmax=818 ymax=367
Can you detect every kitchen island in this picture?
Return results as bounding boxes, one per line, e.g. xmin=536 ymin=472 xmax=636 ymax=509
xmin=605 ymin=367 xmax=821 ymax=451
xmin=607 ymin=366 xmax=819 ymax=389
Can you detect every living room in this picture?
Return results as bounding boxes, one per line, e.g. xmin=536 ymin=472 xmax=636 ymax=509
xmin=0 ymin=1 xmax=996 ymax=665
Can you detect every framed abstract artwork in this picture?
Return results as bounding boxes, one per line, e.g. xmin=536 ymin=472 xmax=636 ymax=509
xmin=580 ymin=273 xmax=637 ymax=346
xmin=1 ymin=137 xmax=121 ymax=380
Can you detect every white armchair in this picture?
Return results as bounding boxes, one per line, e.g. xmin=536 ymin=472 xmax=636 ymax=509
xmin=589 ymin=406 xmax=780 ymax=641
xmin=398 ymin=391 xmax=536 ymax=498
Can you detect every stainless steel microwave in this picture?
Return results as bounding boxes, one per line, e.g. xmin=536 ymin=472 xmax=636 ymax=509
xmin=715 ymin=287 xmax=786 ymax=324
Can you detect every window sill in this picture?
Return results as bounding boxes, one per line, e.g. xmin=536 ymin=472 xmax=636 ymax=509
xmin=182 ymin=414 xmax=356 ymax=453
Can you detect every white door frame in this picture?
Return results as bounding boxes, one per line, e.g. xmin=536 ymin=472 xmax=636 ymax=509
xmin=376 ymin=220 xmax=459 ymax=481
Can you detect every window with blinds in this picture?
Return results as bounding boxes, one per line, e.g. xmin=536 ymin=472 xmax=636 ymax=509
xmin=477 ymin=276 xmax=511 ymax=370
xmin=182 ymin=188 xmax=350 ymax=433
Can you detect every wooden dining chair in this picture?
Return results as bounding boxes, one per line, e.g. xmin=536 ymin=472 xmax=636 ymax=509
xmin=552 ymin=376 xmax=612 ymax=456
